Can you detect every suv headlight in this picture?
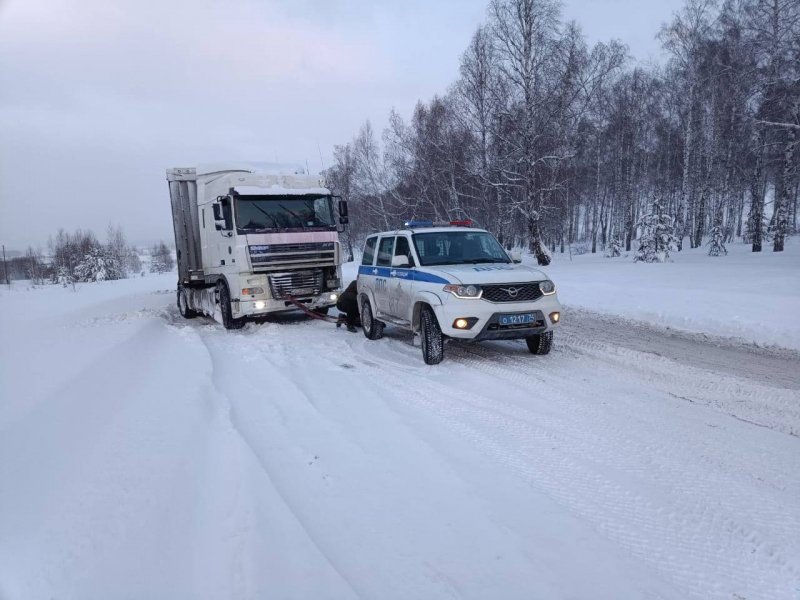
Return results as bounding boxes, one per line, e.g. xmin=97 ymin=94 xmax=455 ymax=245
xmin=539 ymin=280 xmax=556 ymax=295
xmin=443 ymin=284 xmax=482 ymax=299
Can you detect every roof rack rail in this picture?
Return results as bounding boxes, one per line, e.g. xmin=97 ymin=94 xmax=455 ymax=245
xmin=403 ymin=219 xmax=474 ymax=229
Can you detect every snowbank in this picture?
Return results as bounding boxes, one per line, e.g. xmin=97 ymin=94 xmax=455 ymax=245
xmin=540 ymin=241 xmax=800 ymax=350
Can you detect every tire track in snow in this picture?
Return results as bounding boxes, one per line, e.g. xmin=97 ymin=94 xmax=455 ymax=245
xmin=341 ymin=332 xmax=800 ymax=600
xmin=187 ymin=322 xmax=364 ymax=600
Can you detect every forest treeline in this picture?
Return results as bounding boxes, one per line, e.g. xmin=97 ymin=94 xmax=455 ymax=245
xmin=2 ymin=226 xmax=174 ymax=285
xmin=325 ymin=0 xmax=799 ymax=264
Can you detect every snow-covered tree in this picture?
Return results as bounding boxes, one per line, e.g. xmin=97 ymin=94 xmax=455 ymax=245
xmin=56 ymin=266 xmax=75 ymax=289
xmin=634 ymin=198 xmax=675 ymax=263
xmin=75 ymin=246 xmax=120 ymax=282
xmin=605 ymin=237 xmax=622 ymax=258
xmin=149 ymin=241 xmax=175 ymax=273
xmin=707 ymin=225 xmax=728 ymax=256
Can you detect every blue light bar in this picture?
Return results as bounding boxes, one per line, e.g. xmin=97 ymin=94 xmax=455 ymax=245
xmin=404 ymin=220 xmax=434 ymax=228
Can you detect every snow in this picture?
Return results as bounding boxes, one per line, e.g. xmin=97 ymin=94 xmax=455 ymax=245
xmin=540 ymin=240 xmax=800 ymax=350
xmin=196 ymin=162 xmax=307 ymax=176
xmin=1 ymin=251 xmax=798 ymax=600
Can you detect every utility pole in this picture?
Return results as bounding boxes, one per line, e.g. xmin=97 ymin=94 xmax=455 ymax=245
xmin=2 ymin=244 xmax=9 ymax=285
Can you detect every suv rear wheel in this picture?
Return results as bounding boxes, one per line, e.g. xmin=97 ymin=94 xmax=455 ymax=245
xmin=361 ymin=298 xmax=384 ymax=340
xmin=420 ymin=305 xmax=444 ymax=365
xmin=525 ymin=331 xmax=553 ymax=355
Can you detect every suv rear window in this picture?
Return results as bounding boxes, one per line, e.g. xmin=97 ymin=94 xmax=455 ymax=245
xmin=362 ymin=237 xmax=377 ymax=265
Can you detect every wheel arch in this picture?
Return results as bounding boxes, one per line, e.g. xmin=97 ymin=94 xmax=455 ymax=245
xmin=412 ymin=291 xmax=444 ymax=332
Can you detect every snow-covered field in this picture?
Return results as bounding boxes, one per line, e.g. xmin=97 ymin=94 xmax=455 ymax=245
xmin=1 ymin=247 xmax=798 ymax=600
xmin=544 ymin=240 xmax=800 ymax=350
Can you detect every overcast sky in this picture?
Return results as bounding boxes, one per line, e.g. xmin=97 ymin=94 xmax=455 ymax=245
xmin=0 ymin=0 xmax=683 ymax=250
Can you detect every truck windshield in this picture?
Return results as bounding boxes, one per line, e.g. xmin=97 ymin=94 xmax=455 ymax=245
xmin=412 ymin=231 xmax=511 ymax=266
xmin=235 ymin=195 xmax=335 ymax=231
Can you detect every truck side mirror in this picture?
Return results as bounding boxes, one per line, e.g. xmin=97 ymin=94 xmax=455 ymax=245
xmin=337 ymin=198 xmax=349 ymax=224
xmin=212 ymin=203 xmax=225 ymax=230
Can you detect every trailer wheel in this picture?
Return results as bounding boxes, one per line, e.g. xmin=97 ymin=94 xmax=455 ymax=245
xmin=217 ymin=281 xmax=245 ymax=330
xmin=420 ymin=305 xmax=444 ymax=365
xmin=525 ymin=331 xmax=553 ymax=355
xmin=177 ymin=285 xmax=198 ymax=319
xmin=361 ymin=298 xmax=384 ymax=340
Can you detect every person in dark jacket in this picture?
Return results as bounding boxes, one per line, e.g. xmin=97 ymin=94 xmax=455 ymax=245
xmin=336 ymin=280 xmax=361 ymax=332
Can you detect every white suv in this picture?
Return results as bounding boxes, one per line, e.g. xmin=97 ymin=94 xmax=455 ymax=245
xmin=357 ymin=222 xmax=562 ymax=364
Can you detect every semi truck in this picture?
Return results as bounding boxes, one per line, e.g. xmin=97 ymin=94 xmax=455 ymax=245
xmin=166 ymin=162 xmax=348 ymax=329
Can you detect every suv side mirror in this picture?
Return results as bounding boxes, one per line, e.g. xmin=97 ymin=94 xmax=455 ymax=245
xmin=337 ymin=197 xmax=349 ymax=224
xmin=510 ymin=250 xmax=522 ymax=264
xmin=391 ymin=255 xmax=411 ymax=268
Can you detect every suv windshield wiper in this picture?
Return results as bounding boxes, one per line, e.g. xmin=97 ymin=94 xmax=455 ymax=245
xmin=464 ymin=258 xmax=508 ymax=264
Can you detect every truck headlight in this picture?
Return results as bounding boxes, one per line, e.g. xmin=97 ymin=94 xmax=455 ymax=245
xmin=539 ymin=280 xmax=556 ymax=295
xmin=443 ymin=284 xmax=482 ymax=299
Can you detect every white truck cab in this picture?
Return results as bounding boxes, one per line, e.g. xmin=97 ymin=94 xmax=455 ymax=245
xmin=356 ymin=221 xmax=562 ymax=364
xmin=167 ymin=163 xmax=348 ymax=329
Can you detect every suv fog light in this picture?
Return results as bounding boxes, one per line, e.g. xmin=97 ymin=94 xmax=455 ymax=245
xmin=255 ymin=301 xmax=266 ymax=310
xmin=549 ymin=311 xmax=560 ymax=323
xmin=453 ymin=317 xmax=478 ymax=330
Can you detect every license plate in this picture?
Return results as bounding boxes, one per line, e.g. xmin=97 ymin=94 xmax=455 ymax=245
xmin=499 ymin=313 xmax=536 ymax=326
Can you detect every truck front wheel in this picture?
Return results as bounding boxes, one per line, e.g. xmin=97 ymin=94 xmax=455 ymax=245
xmin=177 ymin=285 xmax=198 ymax=319
xmin=217 ymin=281 xmax=245 ymax=330
xmin=420 ymin=305 xmax=444 ymax=365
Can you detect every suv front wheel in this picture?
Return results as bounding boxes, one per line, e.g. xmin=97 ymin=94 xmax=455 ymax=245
xmin=420 ymin=305 xmax=444 ymax=365
xmin=525 ymin=331 xmax=553 ymax=355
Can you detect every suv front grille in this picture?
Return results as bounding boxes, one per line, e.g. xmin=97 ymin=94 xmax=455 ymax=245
xmin=481 ymin=282 xmax=542 ymax=303
xmin=268 ymin=270 xmax=323 ymax=299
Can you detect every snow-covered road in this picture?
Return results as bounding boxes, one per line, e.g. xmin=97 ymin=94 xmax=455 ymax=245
xmin=1 ymin=275 xmax=798 ymax=599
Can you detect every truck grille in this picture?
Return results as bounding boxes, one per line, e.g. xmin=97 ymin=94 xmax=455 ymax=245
xmin=481 ymin=282 xmax=542 ymax=303
xmin=250 ymin=242 xmax=336 ymax=268
xmin=268 ymin=270 xmax=323 ymax=299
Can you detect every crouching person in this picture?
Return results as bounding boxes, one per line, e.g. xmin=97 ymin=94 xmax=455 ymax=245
xmin=336 ymin=280 xmax=361 ymax=332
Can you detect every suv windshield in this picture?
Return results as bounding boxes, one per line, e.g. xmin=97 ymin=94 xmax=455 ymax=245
xmin=412 ymin=231 xmax=510 ymax=266
xmin=235 ymin=195 xmax=335 ymax=231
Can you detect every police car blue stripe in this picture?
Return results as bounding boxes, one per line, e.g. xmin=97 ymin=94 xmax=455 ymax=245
xmin=358 ymin=265 xmax=450 ymax=284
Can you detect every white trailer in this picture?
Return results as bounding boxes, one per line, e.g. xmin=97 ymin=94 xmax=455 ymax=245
xmin=166 ymin=162 xmax=348 ymax=329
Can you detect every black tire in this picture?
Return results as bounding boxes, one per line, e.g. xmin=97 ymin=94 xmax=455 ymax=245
xmin=525 ymin=331 xmax=553 ymax=355
xmin=217 ymin=281 xmax=245 ymax=330
xmin=177 ymin=285 xmax=198 ymax=319
xmin=420 ymin=305 xmax=444 ymax=365
xmin=361 ymin=298 xmax=384 ymax=340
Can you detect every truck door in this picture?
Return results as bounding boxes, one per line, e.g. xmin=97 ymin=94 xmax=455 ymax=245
xmin=389 ymin=235 xmax=415 ymax=322
xmin=211 ymin=197 xmax=234 ymax=270
xmin=373 ymin=236 xmax=395 ymax=315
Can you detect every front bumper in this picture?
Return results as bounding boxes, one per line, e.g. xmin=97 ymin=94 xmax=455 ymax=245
xmin=432 ymin=294 xmax=562 ymax=340
xmin=236 ymin=292 xmax=340 ymax=317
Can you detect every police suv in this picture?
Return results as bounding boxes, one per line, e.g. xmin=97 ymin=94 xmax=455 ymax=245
xmin=357 ymin=220 xmax=562 ymax=364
